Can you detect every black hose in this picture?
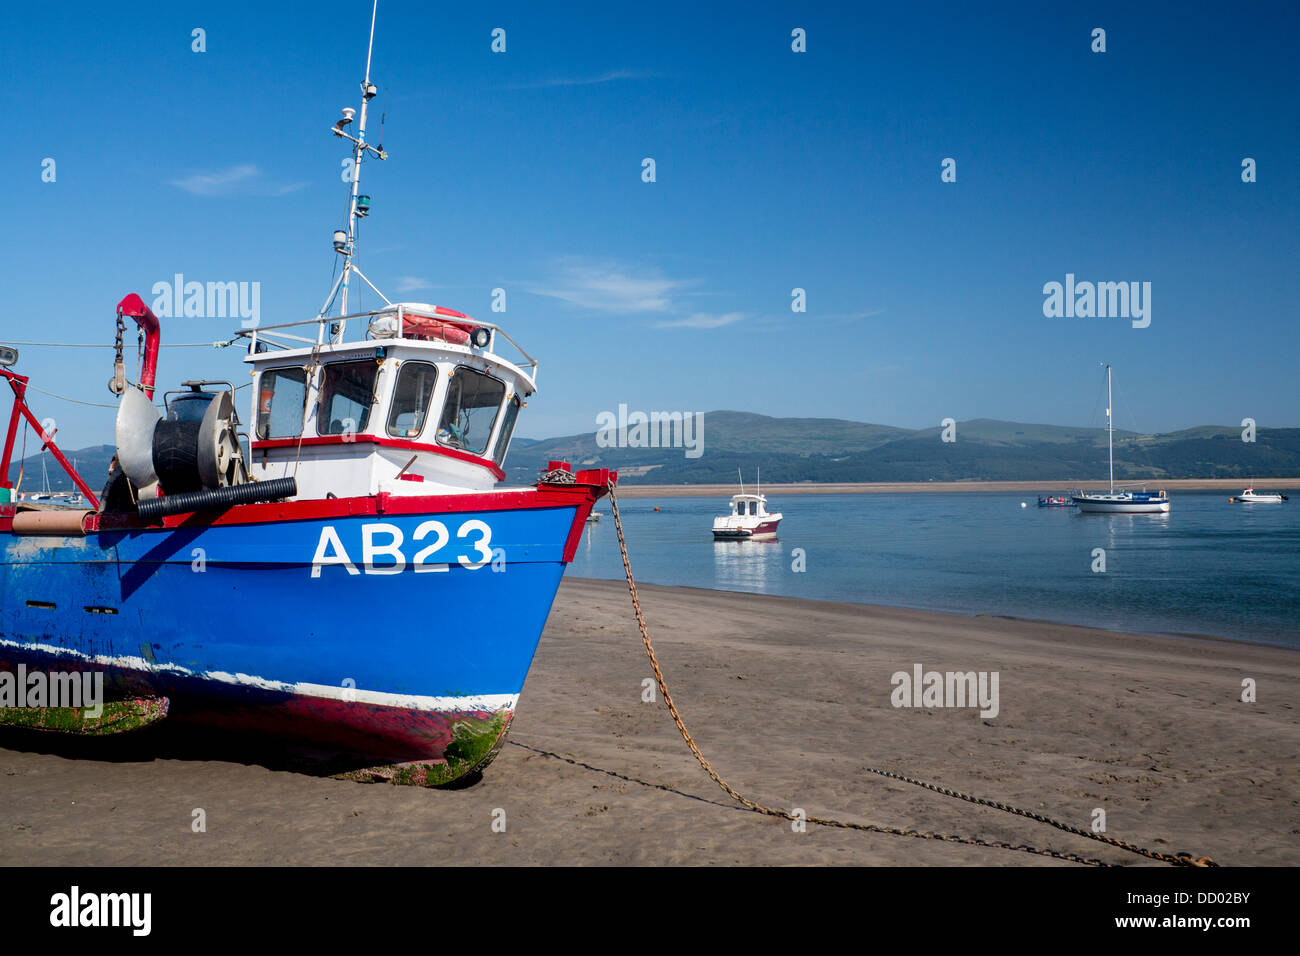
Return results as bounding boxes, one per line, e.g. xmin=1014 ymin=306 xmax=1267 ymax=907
xmin=137 ymin=478 xmax=298 ymax=522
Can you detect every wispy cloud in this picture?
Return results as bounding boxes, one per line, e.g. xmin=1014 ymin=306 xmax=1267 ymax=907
xmin=494 ymin=69 xmax=659 ymax=91
xmin=171 ymin=164 xmax=308 ymax=197
xmin=823 ymin=308 xmax=887 ymax=321
xmin=395 ymin=276 xmax=433 ymax=293
xmin=529 ymin=258 xmax=749 ymax=331
xmin=655 ymin=311 xmax=745 ymax=329
xmin=529 ymin=261 xmax=698 ymax=314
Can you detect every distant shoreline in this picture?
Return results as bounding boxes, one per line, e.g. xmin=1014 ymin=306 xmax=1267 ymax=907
xmin=610 ymin=478 xmax=1300 ymax=497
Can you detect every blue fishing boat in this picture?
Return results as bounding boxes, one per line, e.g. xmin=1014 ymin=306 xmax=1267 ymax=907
xmin=0 ymin=3 xmax=613 ymax=785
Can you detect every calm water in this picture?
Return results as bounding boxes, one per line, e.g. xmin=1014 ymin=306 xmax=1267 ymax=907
xmin=571 ymin=492 xmax=1300 ymax=649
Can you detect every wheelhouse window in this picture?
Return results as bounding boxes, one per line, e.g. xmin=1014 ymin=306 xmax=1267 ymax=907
xmin=436 ymin=366 xmax=505 ymax=457
xmin=492 ymin=394 xmax=522 ymax=466
xmin=255 ymin=367 xmax=308 ymax=439
xmin=387 ymin=361 xmax=438 ymax=438
xmin=319 ymin=359 xmax=379 ymax=436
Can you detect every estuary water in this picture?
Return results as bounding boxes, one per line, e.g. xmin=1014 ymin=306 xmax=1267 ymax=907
xmin=570 ymin=491 xmax=1300 ymax=649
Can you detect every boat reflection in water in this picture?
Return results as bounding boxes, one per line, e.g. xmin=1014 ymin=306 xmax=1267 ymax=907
xmin=712 ymin=537 xmax=782 ymax=592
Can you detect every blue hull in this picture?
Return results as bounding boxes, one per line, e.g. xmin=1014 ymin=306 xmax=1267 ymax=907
xmin=0 ymin=496 xmax=592 ymax=780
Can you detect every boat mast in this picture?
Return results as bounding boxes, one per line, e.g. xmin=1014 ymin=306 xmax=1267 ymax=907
xmin=738 ymin=467 xmax=745 ymax=497
xmin=316 ymin=0 xmax=390 ymax=342
xmin=1105 ymin=363 xmax=1113 ymax=493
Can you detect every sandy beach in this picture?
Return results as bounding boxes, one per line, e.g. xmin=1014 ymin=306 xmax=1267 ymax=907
xmin=1 ymin=578 xmax=1296 ymax=866
xmin=614 ymin=478 xmax=1300 ymax=497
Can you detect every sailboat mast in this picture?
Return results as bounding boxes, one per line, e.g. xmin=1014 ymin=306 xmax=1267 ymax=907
xmin=1106 ymin=364 xmax=1113 ymax=493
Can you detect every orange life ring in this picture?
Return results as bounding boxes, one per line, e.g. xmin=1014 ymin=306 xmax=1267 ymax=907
xmin=403 ymin=307 xmax=473 ymax=344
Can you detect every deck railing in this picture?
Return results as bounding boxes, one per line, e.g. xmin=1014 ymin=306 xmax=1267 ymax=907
xmin=236 ymin=305 xmax=539 ymax=383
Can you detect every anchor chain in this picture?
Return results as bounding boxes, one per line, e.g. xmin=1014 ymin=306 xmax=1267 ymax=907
xmin=605 ymin=479 xmax=1216 ymax=867
xmin=108 ymin=312 xmax=127 ymax=396
xmin=540 ymin=468 xmax=577 ymax=484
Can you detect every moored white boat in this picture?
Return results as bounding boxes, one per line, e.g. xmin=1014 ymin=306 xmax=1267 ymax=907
xmin=1073 ymin=489 xmax=1170 ymax=513
xmin=1071 ymin=365 xmax=1170 ymax=514
xmin=712 ymin=471 xmax=782 ymax=540
xmin=1230 ymin=487 xmax=1288 ymax=503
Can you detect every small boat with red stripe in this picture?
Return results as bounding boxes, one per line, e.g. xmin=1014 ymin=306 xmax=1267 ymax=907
xmin=0 ymin=3 xmax=613 ymax=786
xmin=712 ymin=471 xmax=782 ymax=540
xmin=1037 ymin=494 xmax=1076 ymax=508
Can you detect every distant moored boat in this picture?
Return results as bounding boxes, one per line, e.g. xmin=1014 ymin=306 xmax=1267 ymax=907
xmin=712 ymin=470 xmax=782 ymax=540
xmin=1230 ymin=486 xmax=1288 ymax=503
xmin=1071 ymin=365 xmax=1170 ymax=514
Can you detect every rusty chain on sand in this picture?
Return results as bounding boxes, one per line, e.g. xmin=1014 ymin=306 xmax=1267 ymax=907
xmin=605 ymin=479 xmax=1216 ymax=868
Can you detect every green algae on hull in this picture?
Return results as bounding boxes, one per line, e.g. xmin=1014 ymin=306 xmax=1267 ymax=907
xmin=333 ymin=710 xmax=513 ymax=788
xmin=0 ymin=697 xmax=170 ymax=735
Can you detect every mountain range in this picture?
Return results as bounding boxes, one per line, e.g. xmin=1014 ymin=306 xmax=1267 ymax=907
xmin=504 ymin=411 xmax=1300 ymax=485
xmin=7 ymin=413 xmax=1299 ymax=491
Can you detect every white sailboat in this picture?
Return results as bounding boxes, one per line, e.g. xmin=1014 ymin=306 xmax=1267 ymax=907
xmin=1071 ymin=365 xmax=1170 ymax=514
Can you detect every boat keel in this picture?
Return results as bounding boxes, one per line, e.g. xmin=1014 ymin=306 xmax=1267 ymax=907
xmin=331 ymin=710 xmax=513 ymax=787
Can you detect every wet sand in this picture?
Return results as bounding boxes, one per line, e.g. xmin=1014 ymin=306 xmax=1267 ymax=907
xmin=614 ymin=478 xmax=1300 ymax=497
xmin=1 ymin=578 xmax=1296 ymax=866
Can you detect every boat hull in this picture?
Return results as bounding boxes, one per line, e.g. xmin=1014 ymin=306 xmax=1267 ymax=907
xmin=712 ymin=518 xmax=781 ymax=541
xmin=0 ymin=488 xmax=598 ymax=783
xmin=1072 ymin=495 xmax=1170 ymax=514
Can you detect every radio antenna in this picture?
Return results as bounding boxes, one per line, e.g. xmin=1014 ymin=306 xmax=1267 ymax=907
xmin=314 ymin=0 xmax=392 ymax=341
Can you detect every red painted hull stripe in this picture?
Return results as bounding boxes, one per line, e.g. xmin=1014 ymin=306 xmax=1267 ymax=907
xmin=0 ymin=487 xmax=606 ymax=535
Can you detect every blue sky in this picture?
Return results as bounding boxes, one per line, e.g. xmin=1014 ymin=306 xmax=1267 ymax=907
xmin=5 ymin=0 xmax=1298 ymax=449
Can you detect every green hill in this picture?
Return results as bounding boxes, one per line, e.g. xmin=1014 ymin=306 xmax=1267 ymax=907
xmin=505 ymin=413 xmax=1300 ymax=484
xmin=10 ymin=419 xmax=1297 ymax=491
